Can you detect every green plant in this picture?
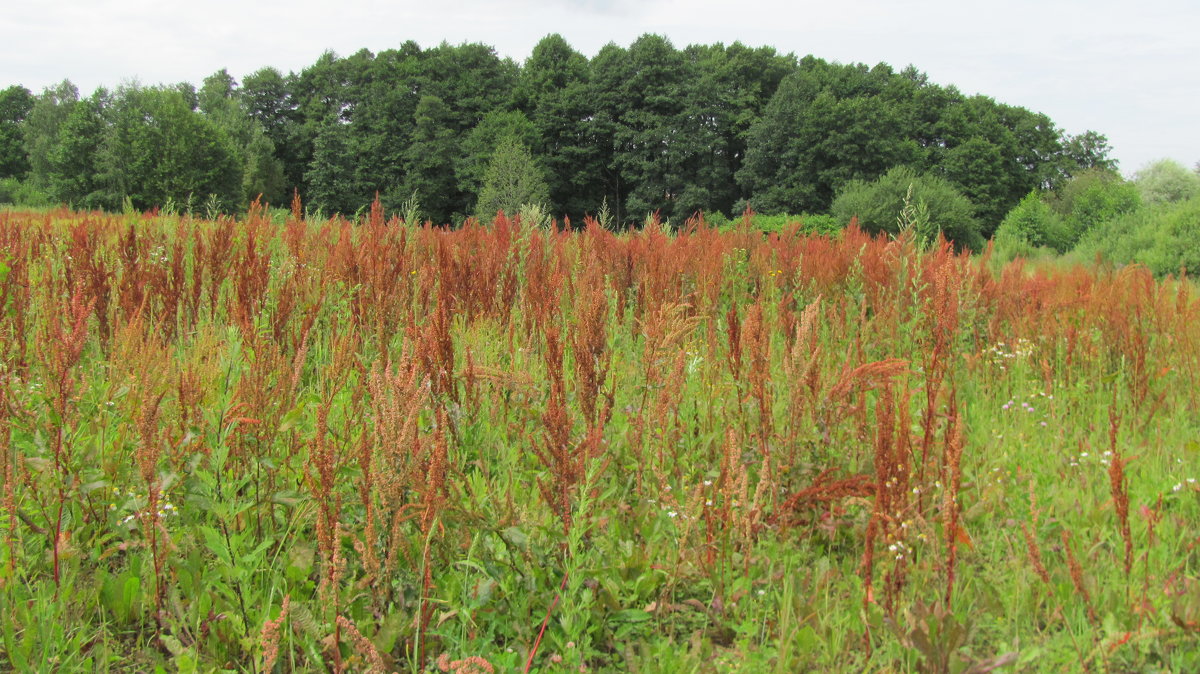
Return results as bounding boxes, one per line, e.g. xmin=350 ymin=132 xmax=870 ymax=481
xmin=831 ymin=166 xmax=983 ymax=251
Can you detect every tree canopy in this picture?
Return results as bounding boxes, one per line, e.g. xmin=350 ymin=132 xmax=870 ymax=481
xmin=2 ymin=35 xmax=1112 ymax=228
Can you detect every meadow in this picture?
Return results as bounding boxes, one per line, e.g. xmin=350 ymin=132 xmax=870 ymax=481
xmin=0 ymin=202 xmax=1198 ymax=672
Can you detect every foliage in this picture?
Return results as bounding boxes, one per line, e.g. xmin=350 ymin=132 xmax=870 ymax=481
xmin=22 ymin=80 xmax=79 ymax=189
xmin=0 ymin=177 xmax=51 ymax=207
xmin=1 ymin=34 xmax=1107 ymax=223
xmin=1073 ymin=194 xmax=1200 ymax=275
xmin=831 ymin=165 xmax=983 ymax=250
xmin=1049 ymin=168 xmax=1141 ymax=247
xmin=704 ymin=210 xmax=842 ymax=235
xmin=0 ymin=85 xmax=34 ymax=179
xmin=473 ymin=135 xmax=550 ymax=223
xmin=1133 ymin=158 xmax=1200 ymax=206
xmin=993 ymin=191 xmax=1070 ymax=253
xmin=94 ymin=84 xmax=242 ymax=211
xmin=198 ymin=69 xmax=287 ymax=205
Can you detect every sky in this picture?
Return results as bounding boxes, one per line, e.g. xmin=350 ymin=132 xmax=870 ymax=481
xmin=5 ymin=0 xmax=1197 ymax=175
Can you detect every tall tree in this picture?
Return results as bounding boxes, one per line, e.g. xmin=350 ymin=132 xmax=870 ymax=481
xmin=474 ymin=135 xmax=549 ymax=222
xmin=0 ymin=85 xmax=34 ymax=179
xmin=739 ymin=59 xmax=921 ymax=215
xmin=199 ymin=69 xmax=286 ymax=205
xmin=304 ymin=117 xmax=360 ymax=215
xmin=519 ymin=34 xmax=597 ymax=219
xmin=23 ymin=80 xmax=79 ymax=189
xmin=242 ymin=66 xmax=303 ymax=193
xmin=400 ymin=95 xmax=459 ymax=223
xmin=683 ymin=42 xmax=796 ymax=215
xmin=47 ymin=92 xmax=106 ymax=208
xmin=457 ymin=110 xmax=538 ymax=202
xmin=96 ymin=85 xmax=241 ymax=210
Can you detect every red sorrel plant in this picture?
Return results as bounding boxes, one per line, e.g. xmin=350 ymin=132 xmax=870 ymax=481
xmin=940 ymin=389 xmax=964 ymax=607
xmin=37 ymin=282 xmax=94 ymax=586
xmin=1022 ymin=480 xmax=1052 ymax=588
xmin=136 ymin=391 xmax=168 ymax=618
xmin=1107 ymin=406 xmax=1133 ymax=577
xmin=534 ymin=326 xmax=580 ymax=537
xmin=1062 ymin=529 xmax=1100 ymax=627
xmin=1 ymin=380 xmax=16 ymax=582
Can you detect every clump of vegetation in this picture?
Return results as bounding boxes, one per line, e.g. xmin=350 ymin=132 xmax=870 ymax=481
xmin=1134 ymin=158 xmax=1200 ymax=206
xmin=831 ymin=165 xmax=982 ymax=250
xmin=1 ymin=203 xmax=1198 ymax=672
xmin=1073 ymin=194 xmax=1200 ymax=275
xmin=992 ymin=191 xmax=1071 ymax=260
xmin=1047 ymin=168 xmax=1141 ymax=248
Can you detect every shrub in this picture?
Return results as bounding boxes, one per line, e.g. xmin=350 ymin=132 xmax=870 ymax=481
xmin=704 ymin=211 xmax=841 ymax=236
xmin=1050 ymin=168 xmax=1140 ymax=247
xmin=994 ymin=192 xmax=1070 ymax=252
xmin=0 ymin=177 xmax=52 ymax=207
xmin=1073 ymin=195 xmax=1200 ymax=276
xmin=1133 ymin=159 xmax=1200 ymax=206
xmin=831 ymin=166 xmax=982 ymax=251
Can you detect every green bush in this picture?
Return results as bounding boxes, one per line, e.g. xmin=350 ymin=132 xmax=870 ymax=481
xmin=1133 ymin=159 xmax=1200 ymax=206
xmin=994 ymin=191 xmax=1070 ymax=252
xmin=704 ymin=211 xmax=841 ymax=236
xmin=830 ymin=166 xmax=983 ymax=251
xmin=1072 ymin=195 xmax=1200 ymax=276
xmin=0 ymin=177 xmax=52 ymax=207
xmin=1050 ymin=168 xmax=1140 ymax=247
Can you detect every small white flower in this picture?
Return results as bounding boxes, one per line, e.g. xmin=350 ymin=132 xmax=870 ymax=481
xmin=667 ymin=511 xmax=678 ymax=518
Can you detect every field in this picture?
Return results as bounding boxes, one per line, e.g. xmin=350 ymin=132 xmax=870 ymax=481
xmin=1 ymin=203 xmax=1199 ymax=672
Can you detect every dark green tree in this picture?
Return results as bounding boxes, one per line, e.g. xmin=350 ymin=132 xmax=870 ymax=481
xmin=23 ymin=80 xmax=79 ymax=189
xmin=457 ymin=110 xmax=539 ymax=202
xmin=400 ymin=95 xmax=460 ymax=223
xmin=682 ymin=42 xmax=796 ymax=215
xmin=0 ymin=85 xmax=34 ymax=179
xmin=199 ymin=69 xmax=286 ymax=205
xmin=47 ymin=93 xmax=107 ymax=208
xmin=96 ymin=85 xmax=241 ymax=210
xmin=518 ymin=34 xmax=598 ymax=218
xmin=242 ymin=66 xmax=304 ymax=193
xmin=739 ymin=59 xmax=921 ymax=215
xmin=304 ymin=118 xmax=361 ymax=216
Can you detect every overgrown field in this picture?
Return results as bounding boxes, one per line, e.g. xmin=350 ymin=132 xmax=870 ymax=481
xmin=1 ymin=204 xmax=1198 ymax=672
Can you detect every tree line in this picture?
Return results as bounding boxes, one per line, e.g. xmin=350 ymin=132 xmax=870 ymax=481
xmin=0 ymin=34 xmax=1114 ymax=236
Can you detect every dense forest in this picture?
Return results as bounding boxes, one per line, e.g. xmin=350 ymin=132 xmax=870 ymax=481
xmin=0 ymin=33 xmax=1132 ymax=239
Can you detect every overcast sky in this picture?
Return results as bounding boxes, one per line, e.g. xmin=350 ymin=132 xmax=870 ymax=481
xmin=5 ymin=0 xmax=1196 ymax=175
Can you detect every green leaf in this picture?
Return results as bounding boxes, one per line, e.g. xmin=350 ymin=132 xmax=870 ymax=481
xmin=122 ymin=575 xmax=142 ymax=617
xmin=610 ymin=609 xmax=653 ymax=623
xmin=241 ymin=538 xmax=275 ymax=567
xmin=199 ymin=526 xmax=233 ymax=567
